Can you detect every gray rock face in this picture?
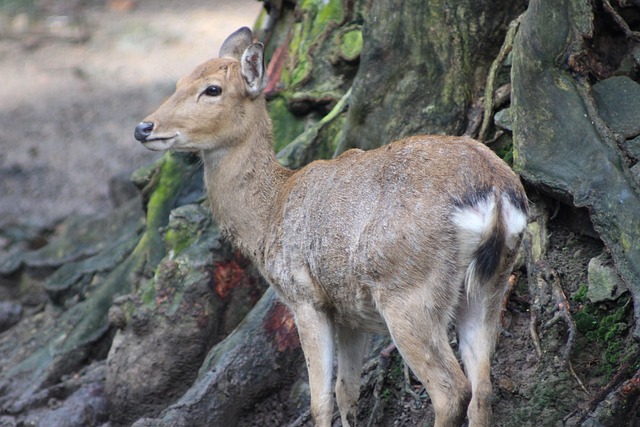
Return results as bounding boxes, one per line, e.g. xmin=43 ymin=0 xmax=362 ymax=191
xmin=511 ymin=0 xmax=640 ymax=337
xmin=592 ymin=76 xmax=640 ymax=139
xmin=105 ymin=202 xmax=268 ymax=425
xmin=587 ymin=252 xmax=627 ymax=303
xmin=0 ymin=302 xmax=22 ymax=333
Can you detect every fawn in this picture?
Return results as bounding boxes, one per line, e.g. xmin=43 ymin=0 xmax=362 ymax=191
xmin=134 ymin=27 xmax=528 ymax=427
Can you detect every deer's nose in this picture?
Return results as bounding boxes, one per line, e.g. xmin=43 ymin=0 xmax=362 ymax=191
xmin=134 ymin=122 xmax=154 ymax=142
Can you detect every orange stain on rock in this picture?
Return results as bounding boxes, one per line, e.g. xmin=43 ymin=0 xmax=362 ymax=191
xmin=214 ymin=259 xmax=245 ymax=299
xmin=264 ymin=302 xmax=300 ymax=352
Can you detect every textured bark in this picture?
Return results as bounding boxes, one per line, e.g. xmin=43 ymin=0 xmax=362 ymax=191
xmin=338 ymin=0 xmax=527 ymax=152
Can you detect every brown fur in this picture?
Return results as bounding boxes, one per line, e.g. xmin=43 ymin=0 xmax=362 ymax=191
xmin=135 ymin=28 xmax=528 ymax=427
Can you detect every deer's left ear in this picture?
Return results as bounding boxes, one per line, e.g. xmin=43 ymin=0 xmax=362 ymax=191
xmin=241 ymin=42 xmax=266 ymax=99
xmin=219 ymin=27 xmax=252 ymax=59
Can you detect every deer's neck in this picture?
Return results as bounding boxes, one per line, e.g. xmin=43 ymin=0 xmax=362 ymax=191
xmin=201 ymin=112 xmax=293 ymax=262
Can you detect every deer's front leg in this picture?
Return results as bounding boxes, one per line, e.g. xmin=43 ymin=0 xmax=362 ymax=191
xmin=294 ymin=304 xmax=335 ymax=427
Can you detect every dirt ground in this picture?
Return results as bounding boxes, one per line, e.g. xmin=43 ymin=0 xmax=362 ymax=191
xmin=0 ymin=0 xmax=262 ymax=230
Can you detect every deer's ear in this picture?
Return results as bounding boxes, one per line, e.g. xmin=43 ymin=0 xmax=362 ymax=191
xmin=241 ymin=42 xmax=266 ymax=99
xmin=219 ymin=27 xmax=253 ymax=60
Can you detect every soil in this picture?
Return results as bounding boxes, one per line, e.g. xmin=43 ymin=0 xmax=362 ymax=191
xmin=0 ymin=0 xmax=262 ymax=230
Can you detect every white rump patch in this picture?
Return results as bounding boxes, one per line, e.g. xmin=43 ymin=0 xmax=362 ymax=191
xmin=452 ymin=192 xmax=497 ymax=240
xmin=501 ymin=194 xmax=528 ymax=249
xmin=451 ymin=191 xmax=527 ymax=298
xmin=452 ymin=193 xmax=497 ymax=298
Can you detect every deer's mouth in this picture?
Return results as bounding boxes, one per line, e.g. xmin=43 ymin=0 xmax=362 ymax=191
xmin=141 ymin=136 xmax=177 ymax=151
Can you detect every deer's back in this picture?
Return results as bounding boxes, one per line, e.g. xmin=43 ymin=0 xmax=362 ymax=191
xmin=263 ymin=135 xmax=525 ymax=330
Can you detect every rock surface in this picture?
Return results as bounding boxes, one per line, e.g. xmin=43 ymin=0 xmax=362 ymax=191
xmin=587 ymin=252 xmax=627 ymax=303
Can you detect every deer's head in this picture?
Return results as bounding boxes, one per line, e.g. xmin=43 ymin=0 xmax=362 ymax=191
xmin=134 ymin=27 xmax=266 ymax=152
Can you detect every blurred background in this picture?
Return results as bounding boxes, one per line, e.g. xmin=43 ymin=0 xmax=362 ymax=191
xmin=0 ymin=0 xmax=261 ymax=230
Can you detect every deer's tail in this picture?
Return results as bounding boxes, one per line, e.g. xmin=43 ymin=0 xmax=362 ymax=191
xmin=453 ymin=188 xmax=527 ymax=298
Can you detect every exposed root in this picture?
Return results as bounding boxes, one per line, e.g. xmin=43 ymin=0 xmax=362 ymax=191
xmin=569 ymin=360 xmax=590 ymax=396
xmin=529 ymin=309 xmax=543 ymax=358
xmin=545 ymin=269 xmax=576 ymax=363
xmin=502 ymin=272 xmax=520 ymax=328
xmin=366 ymin=352 xmax=392 ymax=427
xmin=404 ymin=363 xmax=427 ymax=401
xmin=564 ymin=359 xmax=638 ymax=424
xmin=285 ymin=408 xmax=311 ymax=427
xmin=602 ymin=0 xmax=640 ymax=41
xmin=380 ymin=342 xmax=396 ymax=359
xmin=479 ymin=16 xmax=521 ymax=142
xmin=535 ymin=267 xmax=588 ymax=395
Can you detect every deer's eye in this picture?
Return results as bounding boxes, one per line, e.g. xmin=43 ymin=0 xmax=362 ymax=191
xmin=203 ymin=85 xmax=222 ymax=97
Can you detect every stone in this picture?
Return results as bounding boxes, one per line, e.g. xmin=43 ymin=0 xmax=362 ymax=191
xmin=511 ymin=0 xmax=640 ymax=336
xmin=631 ymin=163 xmax=640 ymax=185
xmin=587 ymin=252 xmax=628 ymax=303
xmin=592 ymin=76 xmax=640 ymax=138
xmin=623 ymin=135 xmax=640 ymax=160
xmin=0 ymin=302 xmax=22 ymax=333
xmin=108 ymin=171 xmax=139 ymax=207
xmin=494 ymin=108 xmax=513 ymax=131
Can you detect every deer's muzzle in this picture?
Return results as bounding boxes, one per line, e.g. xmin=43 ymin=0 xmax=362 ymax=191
xmin=134 ymin=122 xmax=154 ymax=142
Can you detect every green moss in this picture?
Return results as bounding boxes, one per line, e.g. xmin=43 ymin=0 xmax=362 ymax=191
xmin=130 ymin=152 xmax=193 ymax=308
xmin=163 ymin=206 xmax=209 ymax=257
xmin=574 ymin=310 xmax=597 ymax=333
xmin=286 ymin=0 xmax=344 ymax=89
xmin=321 ymin=113 xmax=347 ymax=158
xmin=252 ymin=8 xmax=268 ymax=36
xmin=288 ymin=29 xmax=311 ymax=88
xmin=573 ymin=284 xmax=588 ymax=303
xmin=276 ymin=88 xmax=351 ymax=168
xmin=163 ymin=228 xmax=192 ymax=256
xmin=512 ymin=371 xmax=576 ymax=425
xmin=620 ymin=233 xmax=632 ymax=252
xmin=496 ymin=143 xmax=514 ymax=165
xmin=144 ymin=153 xmax=184 ymax=234
xmin=584 ymin=297 xmax=629 ymax=341
xmin=312 ymin=0 xmax=343 ymax=23
xmin=138 ymin=276 xmax=156 ymax=307
xmin=338 ymin=29 xmax=363 ymax=60
xmin=576 ymin=296 xmax=635 ymax=378
xmin=269 ymin=97 xmax=306 ymax=152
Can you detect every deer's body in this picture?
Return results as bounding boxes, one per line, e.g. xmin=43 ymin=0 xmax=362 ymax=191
xmin=135 ymin=27 xmax=528 ymax=427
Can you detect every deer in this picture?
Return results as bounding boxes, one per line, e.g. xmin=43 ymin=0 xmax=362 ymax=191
xmin=134 ymin=27 xmax=528 ymax=427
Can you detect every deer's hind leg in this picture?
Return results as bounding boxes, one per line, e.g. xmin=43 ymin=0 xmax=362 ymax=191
xmin=380 ymin=293 xmax=471 ymax=427
xmin=335 ymin=326 xmax=368 ymax=427
xmin=457 ymin=267 xmax=514 ymax=427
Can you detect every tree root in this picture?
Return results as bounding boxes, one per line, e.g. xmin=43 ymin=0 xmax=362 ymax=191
xmin=478 ymin=16 xmax=521 ymax=142
xmin=403 ymin=363 xmax=427 ymax=402
xmin=564 ymin=359 xmax=639 ymax=425
xmin=530 ymin=265 xmax=589 ymax=395
xmin=529 ymin=310 xmax=543 ymax=358
xmin=543 ymin=269 xmax=576 ymax=361
xmin=602 ymin=0 xmax=640 ymax=42
xmin=569 ymin=361 xmax=589 ymax=396
xmin=284 ymin=409 xmax=311 ymax=427
xmin=366 ymin=350 xmax=393 ymax=427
